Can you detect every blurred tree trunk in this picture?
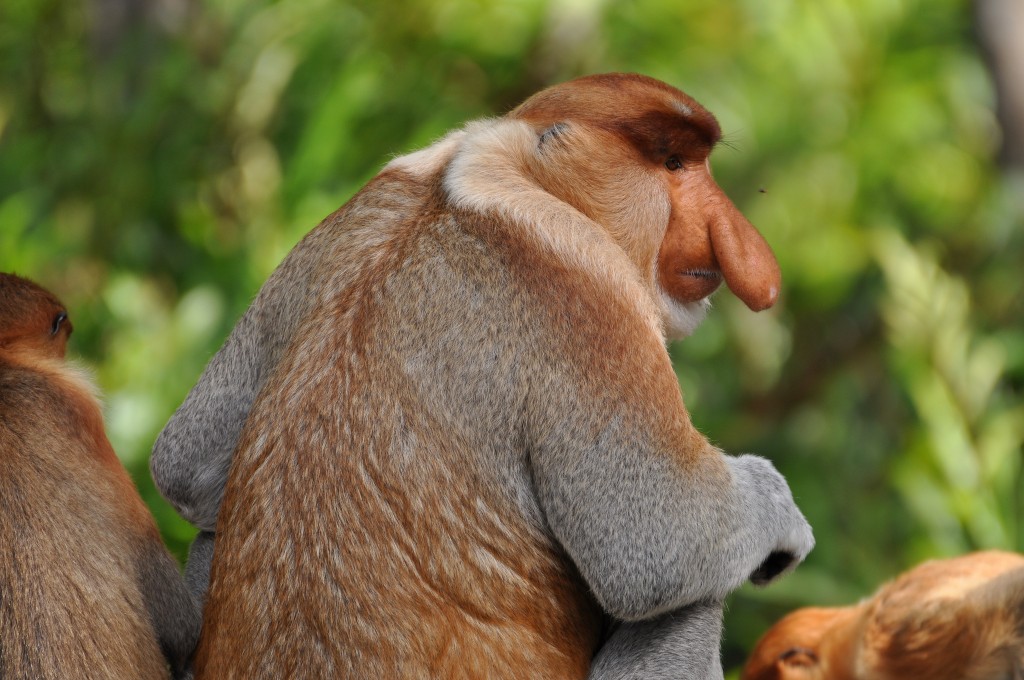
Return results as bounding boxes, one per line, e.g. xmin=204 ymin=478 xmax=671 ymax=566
xmin=976 ymin=0 xmax=1024 ymax=169
xmin=88 ymin=0 xmax=191 ymax=56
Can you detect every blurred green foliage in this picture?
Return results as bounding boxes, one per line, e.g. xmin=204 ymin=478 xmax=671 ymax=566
xmin=1 ymin=0 xmax=1021 ymax=673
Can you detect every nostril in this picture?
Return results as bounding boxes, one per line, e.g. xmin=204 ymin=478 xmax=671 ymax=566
xmin=750 ymin=550 xmax=796 ymax=585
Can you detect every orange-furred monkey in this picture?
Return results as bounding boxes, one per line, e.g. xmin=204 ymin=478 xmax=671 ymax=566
xmin=152 ymin=73 xmax=814 ymax=679
xmin=742 ymin=551 xmax=1024 ymax=680
xmin=0 ymin=273 xmax=200 ymax=680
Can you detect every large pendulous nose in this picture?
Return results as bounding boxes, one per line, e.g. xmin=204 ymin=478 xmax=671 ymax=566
xmin=708 ymin=192 xmax=781 ymax=311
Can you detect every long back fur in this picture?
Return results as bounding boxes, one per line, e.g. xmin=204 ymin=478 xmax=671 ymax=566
xmin=0 ymin=356 xmax=171 ymax=679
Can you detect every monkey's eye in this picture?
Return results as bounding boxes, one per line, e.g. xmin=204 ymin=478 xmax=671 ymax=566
xmin=665 ymin=156 xmax=683 ymax=171
xmin=50 ymin=311 xmax=68 ymax=336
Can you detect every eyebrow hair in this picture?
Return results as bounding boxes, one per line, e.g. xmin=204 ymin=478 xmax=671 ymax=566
xmin=674 ymin=101 xmax=722 ymax=147
xmin=608 ymin=106 xmax=722 ymax=164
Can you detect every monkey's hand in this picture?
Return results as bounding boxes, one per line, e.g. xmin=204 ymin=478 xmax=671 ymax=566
xmin=535 ymin=437 xmax=814 ymax=621
xmin=726 ymin=454 xmax=814 ymax=586
xmin=151 ymin=388 xmax=247 ymax=531
xmin=589 ymin=601 xmax=725 ymax=680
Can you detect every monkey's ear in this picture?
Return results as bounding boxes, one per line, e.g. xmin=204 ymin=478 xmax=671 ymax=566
xmin=538 ymin=122 xmax=570 ymax=147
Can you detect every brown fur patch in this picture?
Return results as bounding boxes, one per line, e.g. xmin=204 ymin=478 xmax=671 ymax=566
xmin=196 ymin=172 xmax=606 ymax=678
xmin=0 ymin=273 xmax=72 ymax=359
xmin=197 ymin=74 xmax=755 ymax=679
xmin=742 ymin=551 xmax=1024 ymax=680
xmin=512 ymin=73 xmax=721 ymax=168
xmin=0 ymin=274 xmax=190 ymax=679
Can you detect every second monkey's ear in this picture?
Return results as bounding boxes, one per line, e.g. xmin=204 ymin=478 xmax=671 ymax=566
xmin=539 ymin=122 xmax=570 ymax=147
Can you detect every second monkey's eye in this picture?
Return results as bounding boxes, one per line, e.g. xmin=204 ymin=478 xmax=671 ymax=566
xmin=665 ymin=155 xmax=683 ymax=171
xmin=50 ymin=311 xmax=68 ymax=336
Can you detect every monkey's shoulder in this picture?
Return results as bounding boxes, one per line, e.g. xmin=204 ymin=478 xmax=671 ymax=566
xmin=0 ymin=357 xmax=99 ymax=439
xmin=0 ymin=357 xmax=60 ymax=409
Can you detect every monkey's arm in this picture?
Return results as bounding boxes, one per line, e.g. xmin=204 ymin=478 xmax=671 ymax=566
xmin=183 ymin=530 xmax=215 ymax=608
xmin=150 ymin=174 xmax=423 ymax=531
xmin=150 ymin=239 xmax=322 ymax=530
xmin=527 ymin=320 xmax=813 ymax=621
xmin=150 ymin=313 xmax=265 ymax=530
xmin=589 ymin=602 xmax=724 ymax=680
xmin=137 ymin=539 xmax=202 ymax=680
xmin=534 ymin=428 xmax=810 ymax=620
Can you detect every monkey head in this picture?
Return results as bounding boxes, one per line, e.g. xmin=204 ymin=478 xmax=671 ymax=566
xmin=742 ymin=606 xmax=860 ymax=680
xmin=0 ymin=273 xmax=73 ymax=359
xmin=511 ymin=73 xmax=781 ymax=338
xmin=743 ymin=551 xmax=1024 ymax=680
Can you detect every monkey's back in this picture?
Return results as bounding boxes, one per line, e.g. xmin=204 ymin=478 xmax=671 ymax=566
xmin=860 ymin=551 xmax=1024 ymax=680
xmin=0 ymin=361 xmax=170 ymax=680
xmin=196 ymin=169 xmax=603 ymax=678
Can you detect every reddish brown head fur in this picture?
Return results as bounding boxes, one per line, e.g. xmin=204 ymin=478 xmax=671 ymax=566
xmin=742 ymin=606 xmax=860 ymax=680
xmin=511 ymin=73 xmax=782 ymax=313
xmin=0 ymin=273 xmax=73 ymax=359
xmin=742 ymin=551 xmax=1024 ymax=680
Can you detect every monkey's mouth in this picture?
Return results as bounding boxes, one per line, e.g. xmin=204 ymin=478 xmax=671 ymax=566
xmin=672 ymin=268 xmax=723 ymax=302
xmin=682 ymin=269 xmax=722 ymax=281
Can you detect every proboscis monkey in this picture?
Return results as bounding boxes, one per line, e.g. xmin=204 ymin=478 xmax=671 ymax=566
xmin=152 ymin=73 xmax=814 ymax=679
xmin=0 ymin=273 xmax=200 ymax=680
xmin=742 ymin=551 xmax=1024 ymax=680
